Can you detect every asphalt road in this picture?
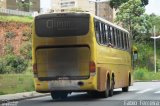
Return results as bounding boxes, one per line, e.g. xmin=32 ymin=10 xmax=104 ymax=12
xmin=7 ymin=82 xmax=160 ymax=106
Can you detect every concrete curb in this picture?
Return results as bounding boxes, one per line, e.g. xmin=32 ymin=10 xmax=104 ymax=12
xmin=0 ymin=91 xmax=50 ymax=104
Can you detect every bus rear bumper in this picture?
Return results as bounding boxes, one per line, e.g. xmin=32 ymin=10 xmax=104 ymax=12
xmin=34 ymin=76 xmax=97 ymax=92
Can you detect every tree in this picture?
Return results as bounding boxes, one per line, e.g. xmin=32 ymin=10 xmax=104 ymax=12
xmin=110 ymin=0 xmax=148 ymax=9
xmin=141 ymin=0 xmax=148 ymax=7
xmin=115 ymin=0 xmax=151 ymax=43
xmin=17 ymin=0 xmax=32 ymax=12
xmin=109 ymin=0 xmax=128 ymax=9
xmin=149 ymin=14 xmax=160 ymax=35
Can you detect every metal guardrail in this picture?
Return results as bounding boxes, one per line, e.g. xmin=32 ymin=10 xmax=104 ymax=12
xmin=0 ymin=8 xmax=34 ymax=17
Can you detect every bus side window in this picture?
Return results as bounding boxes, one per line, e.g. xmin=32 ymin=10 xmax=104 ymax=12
xmin=121 ymin=31 xmax=124 ymax=49
xmin=95 ymin=21 xmax=101 ymax=44
xmin=124 ymin=33 xmax=128 ymax=50
xmin=112 ymin=27 xmax=116 ymax=47
xmin=110 ymin=26 xmax=113 ymax=45
xmin=107 ymin=25 xmax=111 ymax=44
xmin=114 ymin=28 xmax=118 ymax=47
xmin=117 ymin=30 xmax=121 ymax=48
xmin=101 ymin=23 xmax=107 ymax=44
xmin=127 ymin=34 xmax=130 ymax=50
xmin=105 ymin=24 xmax=109 ymax=45
xmin=99 ymin=22 xmax=103 ymax=44
xmin=123 ymin=33 xmax=126 ymax=50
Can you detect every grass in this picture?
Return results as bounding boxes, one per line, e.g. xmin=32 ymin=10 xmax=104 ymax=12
xmin=134 ymin=42 xmax=160 ymax=79
xmin=134 ymin=67 xmax=160 ymax=81
xmin=0 ymin=67 xmax=160 ymax=95
xmin=0 ymin=15 xmax=33 ymax=95
xmin=0 ymin=73 xmax=34 ymax=95
xmin=0 ymin=16 xmax=33 ymax=23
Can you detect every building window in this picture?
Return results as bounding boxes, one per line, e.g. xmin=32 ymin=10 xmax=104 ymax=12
xmin=61 ymin=9 xmax=64 ymax=12
xmin=61 ymin=1 xmax=75 ymax=8
xmin=61 ymin=0 xmax=67 ymax=1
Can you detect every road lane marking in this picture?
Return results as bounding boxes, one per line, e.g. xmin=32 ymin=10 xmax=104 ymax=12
xmin=154 ymin=91 xmax=160 ymax=94
xmin=136 ymin=89 xmax=153 ymax=94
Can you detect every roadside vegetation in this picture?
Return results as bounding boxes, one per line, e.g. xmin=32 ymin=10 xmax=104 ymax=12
xmin=0 ymin=15 xmax=34 ymax=95
xmin=0 ymin=16 xmax=33 ymax=23
xmin=134 ymin=67 xmax=160 ymax=81
xmin=133 ymin=42 xmax=160 ymax=80
xmin=0 ymin=73 xmax=34 ymax=95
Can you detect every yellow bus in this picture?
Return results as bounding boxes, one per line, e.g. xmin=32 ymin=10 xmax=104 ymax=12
xmin=32 ymin=12 xmax=136 ymax=99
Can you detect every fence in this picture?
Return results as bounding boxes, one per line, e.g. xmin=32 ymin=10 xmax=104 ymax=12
xmin=0 ymin=8 xmax=35 ymax=17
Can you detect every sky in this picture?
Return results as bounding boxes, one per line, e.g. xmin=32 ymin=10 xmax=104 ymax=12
xmin=40 ymin=0 xmax=51 ymax=12
xmin=40 ymin=0 xmax=160 ymax=15
xmin=145 ymin=0 xmax=160 ymax=15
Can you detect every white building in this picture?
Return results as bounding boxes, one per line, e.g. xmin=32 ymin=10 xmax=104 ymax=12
xmin=50 ymin=0 xmax=115 ymax=22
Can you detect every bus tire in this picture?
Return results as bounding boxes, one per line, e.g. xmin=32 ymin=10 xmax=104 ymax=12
xmin=51 ymin=91 xmax=68 ymax=100
xmin=109 ymin=75 xmax=114 ymax=96
xmin=51 ymin=91 xmax=59 ymax=100
xmin=101 ymin=76 xmax=110 ymax=98
xmin=129 ymin=74 xmax=131 ymax=86
xmin=122 ymin=87 xmax=128 ymax=92
xmin=122 ymin=74 xmax=130 ymax=92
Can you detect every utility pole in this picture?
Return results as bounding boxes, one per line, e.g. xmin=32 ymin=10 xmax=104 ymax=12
xmin=151 ymin=27 xmax=160 ymax=73
xmin=154 ymin=26 xmax=156 ymax=73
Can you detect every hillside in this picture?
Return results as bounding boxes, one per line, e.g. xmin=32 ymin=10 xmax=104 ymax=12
xmin=0 ymin=16 xmax=32 ymax=56
xmin=0 ymin=16 xmax=33 ymax=74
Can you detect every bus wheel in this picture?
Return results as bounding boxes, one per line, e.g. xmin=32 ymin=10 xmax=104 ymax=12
xmin=51 ymin=91 xmax=68 ymax=100
xmin=60 ymin=92 xmax=68 ymax=99
xmin=122 ymin=74 xmax=130 ymax=92
xmin=122 ymin=87 xmax=128 ymax=92
xmin=109 ymin=76 xmax=114 ymax=96
xmin=51 ymin=91 xmax=59 ymax=100
xmin=101 ymin=76 xmax=110 ymax=98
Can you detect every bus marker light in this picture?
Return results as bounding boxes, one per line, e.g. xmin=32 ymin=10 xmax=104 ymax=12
xmin=33 ymin=64 xmax=37 ymax=74
xmin=89 ymin=61 xmax=96 ymax=73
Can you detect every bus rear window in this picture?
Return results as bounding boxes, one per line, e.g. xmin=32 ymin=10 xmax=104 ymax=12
xmin=35 ymin=13 xmax=90 ymax=37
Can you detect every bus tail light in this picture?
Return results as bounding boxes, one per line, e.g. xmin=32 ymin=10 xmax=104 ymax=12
xmin=33 ymin=64 xmax=37 ymax=74
xmin=89 ymin=61 xmax=96 ymax=73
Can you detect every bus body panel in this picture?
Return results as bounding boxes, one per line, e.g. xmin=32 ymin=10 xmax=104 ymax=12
xmin=96 ymin=44 xmax=132 ymax=89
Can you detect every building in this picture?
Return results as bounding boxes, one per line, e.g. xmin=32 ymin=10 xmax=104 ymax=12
xmin=0 ymin=0 xmax=17 ymax=10
xmin=29 ymin=0 xmax=40 ymax=12
xmin=96 ymin=2 xmax=114 ymax=22
xmin=0 ymin=0 xmax=40 ymax=12
xmin=51 ymin=0 xmax=115 ymax=22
